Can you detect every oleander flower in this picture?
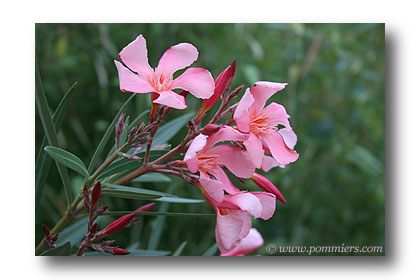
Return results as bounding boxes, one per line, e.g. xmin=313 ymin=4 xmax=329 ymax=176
xmin=234 ymin=81 xmax=299 ymax=168
xmin=184 ymin=126 xmax=255 ymax=202
xmin=114 ymin=34 xmax=215 ymax=109
xmin=201 ymin=190 xmax=275 ymax=254
xmin=220 ymin=228 xmax=264 ymax=256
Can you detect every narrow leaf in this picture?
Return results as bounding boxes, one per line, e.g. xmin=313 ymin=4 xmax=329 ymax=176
xmin=202 ymin=243 xmax=218 ymax=256
xmin=102 ymin=183 xmax=176 ymax=197
xmin=132 ymin=173 xmax=171 ymax=183
xmin=88 ymin=93 xmax=136 ymax=173
xmin=102 ymin=211 xmax=214 ymax=217
xmin=98 ymin=149 xmax=168 ymax=179
xmin=56 ymin=217 xmax=89 ymax=247
xmin=172 ymin=241 xmax=187 ymax=256
xmin=147 ymin=185 xmax=174 ymax=250
xmin=40 ymin=242 xmax=71 ymax=256
xmin=35 ymin=62 xmax=73 ymax=206
xmin=44 ymin=146 xmax=89 ymax=178
xmin=35 ymin=82 xmax=77 ymax=215
xmin=154 ymin=197 xmax=204 ymax=204
xmin=153 ymin=112 xmax=194 ymax=146
xmin=101 ymin=189 xmax=162 ymax=200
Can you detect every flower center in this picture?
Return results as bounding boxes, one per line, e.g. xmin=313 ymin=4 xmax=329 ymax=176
xmin=149 ymin=72 xmax=173 ymax=92
xmin=197 ymin=153 xmax=219 ymax=173
xmin=249 ymin=113 xmax=277 ymax=135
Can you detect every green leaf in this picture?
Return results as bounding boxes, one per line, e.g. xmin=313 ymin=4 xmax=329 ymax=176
xmin=35 ymin=82 xmax=77 ymax=216
xmin=101 ymin=189 xmax=162 ymax=200
xmin=202 ymin=243 xmax=218 ymax=256
xmin=102 ymin=183 xmax=175 ymax=198
xmin=154 ymin=197 xmax=204 ymax=204
xmin=172 ymin=241 xmax=187 ymax=256
xmin=103 ymin=211 xmax=214 ymax=217
xmin=87 ymin=93 xmax=136 ymax=173
xmin=147 ymin=185 xmax=174 ymax=250
xmin=98 ymin=149 xmax=168 ymax=179
xmin=40 ymin=242 xmax=71 ymax=256
xmin=82 ymin=250 xmax=171 ymax=256
xmin=35 ymin=61 xmax=73 ymax=206
xmin=153 ymin=112 xmax=194 ymax=146
xmin=132 ymin=173 xmax=171 ymax=183
xmin=56 ymin=217 xmax=89 ymax=247
xmin=44 ymin=146 xmax=89 ymax=178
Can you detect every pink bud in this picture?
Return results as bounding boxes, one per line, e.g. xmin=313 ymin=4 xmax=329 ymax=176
xmin=113 ymin=248 xmax=130 ymax=255
xmin=135 ymin=203 xmax=155 ymax=212
xmin=102 ymin=213 xmax=136 ymax=235
xmin=196 ymin=60 xmax=236 ymax=120
xmin=251 ymin=173 xmax=286 ymax=204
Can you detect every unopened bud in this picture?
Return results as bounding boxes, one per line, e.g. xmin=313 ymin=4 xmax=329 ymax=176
xmin=135 ymin=203 xmax=155 ymax=213
xmin=195 ymin=60 xmax=236 ymax=122
xmin=102 ymin=213 xmax=136 ymax=235
xmin=91 ymin=182 xmax=102 ymax=208
xmin=113 ymin=248 xmax=130 ymax=255
xmin=201 ymin=123 xmax=221 ymax=136
xmin=116 ymin=113 xmax=126 ymax=138
xmin=42 ymin=224 xmax=51 ymax=236
xmin=251 ymin=173 xmax=286 ymax=204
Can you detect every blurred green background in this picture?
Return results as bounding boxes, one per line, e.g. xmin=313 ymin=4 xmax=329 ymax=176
xmin=35 ymin=23 xmax=385 ymax=255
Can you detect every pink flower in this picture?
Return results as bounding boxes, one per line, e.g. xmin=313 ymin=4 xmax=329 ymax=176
xmin=184 ymin=126 xmax=255 ymax=202
xmin=202 ymin=190 xmax=275 ymax=254
xmin=234 ymin=81 xmax=299 ymax=168
xmin=220 ymin=228 xmax=264 ymax=256
xmin=114 ymin=35 xmax=215 ymax=109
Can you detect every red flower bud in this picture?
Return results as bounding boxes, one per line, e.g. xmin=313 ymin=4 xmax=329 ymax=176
xmin=102 ymin=213 xmax=136 ymax=235
xmin=196 ymin=60 xmax=236 ymax=122
xmin=113 ymin=248 xmax=130 ymax=255
xmin=251 ymin=173 xmax=286 ymax=204
xmin=91 ymin=182 xmax=102 ymax=208
xmin=135 ymin=203 xmax=155 ymax=212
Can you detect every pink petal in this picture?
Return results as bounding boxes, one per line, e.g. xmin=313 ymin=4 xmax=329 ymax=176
xmin=243 ymin=133 xmax=264 ymax=168
xmin=260 ymin=102 xmax=291 ymax=129
xmin=118 ymin=35 xmax=153 ymax=78
xmin=153 ymin=90 xmax=187 ymax=109
xmin=208 ymin=166 xmax=241 ymax=194
xmin=235 ymin=112 xmax=250 ymax=133
xmin=261 ymin=131 xmax=299 ymax=166
xmin=250 ymin=81 xmax=288 ymax=113
xmin=261 ymin=155 xmax=280 ymax=172
xmin=220 ymin=228 xmax=264 ymax=256
xmin=279 ymin=128 xmax=297 ymax=149
xmin=215 ymin=210 xmax=244 ymax=253
xmin=199 ymin=171 xmax=225 ymax=203
xmin=156 ymin=43 xmax=198 ymax=76
xmin=184 ymin=134 xmax=207 ymax=173
xmin=204 ymin=125 xmax=248 ymax=150
xmin=237 ymin=210 xmax=252 ymax=239
xmin=226 ymin=193 xmax=262 ymax=218
xmin=172 ymin=67 xmax=215 ymax=99
xmin=114 ymin=61 xmax=155 ymax=93
xmin=207 ymin=145 xmax=255 ymax=178
xmin=234 ymin=88 xmax=254 ymax=120
xmin=250 ymin=192 xmax=276 ymax=220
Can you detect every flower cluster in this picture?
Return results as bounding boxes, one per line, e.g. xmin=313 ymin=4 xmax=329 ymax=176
xmin=114 ymin=34 xmax=299 ymax=255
